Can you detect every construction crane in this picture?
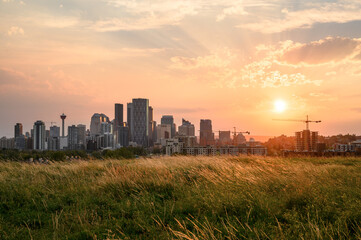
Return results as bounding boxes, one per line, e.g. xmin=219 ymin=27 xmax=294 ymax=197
xmin=272 ymin=115 xmax=321 ymax=130
xmin=232 ymin=127 xmax=250 ymax=137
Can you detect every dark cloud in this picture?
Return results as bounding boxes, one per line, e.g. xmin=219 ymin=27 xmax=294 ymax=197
xmin=280 ymin=37 xmax=360 ymax=65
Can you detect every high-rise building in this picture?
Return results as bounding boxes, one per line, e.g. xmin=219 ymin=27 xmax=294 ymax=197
xmin=68 ymin=124 xmax=86 ymax=150
xmin=114 ymin=103 xmax=124 ymax=128
xmin=148 ymin=106 xmax=155 ymax=146
xmin=77 ymin=124 xmax=86 ymax=148
xmin=33 ymin=120 xmax=46 ymax=150
xmin=131 ymin=98 xmax=149 ymax=147
xmin=156 ymin=124 xmax=172 ymax=142
xmin=127 ymin=102 xmax=133 ymax=140
xmin=50 ymin=126 xmax=60 ymax=138
xmin=14 ymin=123 xmax=23 ymax=138
xmin=219 ymin=131 xmax=231 ymax=145
xmin=161 ymin=115 xmax=176 ymax=137
xmin=90 ymin=113 xmax=110 ymax=136
xmin=48 ymin=126 xmax=61 ymax=151
xmin=295 ymin=130 xmax=318 ymax=152
xmin=200 ymin=119 xmax=214 ymax=146
xmin=118 ymin=123 xmax=129 ymax=147
xmin=178 ymin=118 xmax=195 ymax=136
xmin=114 ymin=103 xmax=124 ymax=146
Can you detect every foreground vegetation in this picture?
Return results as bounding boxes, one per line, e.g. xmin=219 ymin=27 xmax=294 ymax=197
xmin=0 ymin=156 xmax=361 ymax=239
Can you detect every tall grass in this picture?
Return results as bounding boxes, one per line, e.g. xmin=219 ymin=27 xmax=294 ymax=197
xmin=0 ymin=156 xmax=360 ymax=239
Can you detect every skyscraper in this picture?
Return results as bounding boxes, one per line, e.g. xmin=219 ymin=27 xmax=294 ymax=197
xmin=127 ymin=102 xmax=133 ymax=140
xmin=118 ymin=122 xmax=129 ymax=147
xmin=131 ymin=98 xmax=149 ymax=147
xmin=14 ymin=123 xmax=23 ymax=138
xmin=68 ymin=125 xmax=79 ymax=150
xmin=148 ymin=106 xmax=154 ymax=146
xmin=33 ymin=120 xmax=46 ymax=150
xmin=114 ymin=103 xmax=123 ymax=146
xmin=200 ymin=119 xmax=215 ymax=146
xmin=90 ymin=113 xmax=110 ymax=136
xmin=161 ymin=115 xmax=176 ymax=137
xmin=114 ymin=103 xmax=123 ymax=128
xmin=178 ymin=118 xmax=195 ymax=136
xmin=296 ymin=130 xmax=318 ymax=152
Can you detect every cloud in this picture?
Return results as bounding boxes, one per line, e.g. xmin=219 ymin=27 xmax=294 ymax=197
xmin=0 ymin=68 xmax=30 ymax=86
xmin=169 ymin=47 xmax=322 ymax=89
xmin=7 ymin=26 xmax=24 ymax=36
xmin=279 ymin=37 xmax=361 ymax=65
xmin=239 ymin=1 xmax=361 ymax=33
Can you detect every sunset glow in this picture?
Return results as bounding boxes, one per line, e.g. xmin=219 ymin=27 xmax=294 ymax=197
xmin=1 ymin=0 xmax=361 ymax=137
xmin=274 ymin=100 xmax=287 ymax=113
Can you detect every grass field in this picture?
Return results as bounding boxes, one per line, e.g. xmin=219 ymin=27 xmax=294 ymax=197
xmin=0 ymin=156 xmax=361 ymax=239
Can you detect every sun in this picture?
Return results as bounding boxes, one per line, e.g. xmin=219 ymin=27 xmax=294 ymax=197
xmin=274 ymin=99 xmax=287 ymax=113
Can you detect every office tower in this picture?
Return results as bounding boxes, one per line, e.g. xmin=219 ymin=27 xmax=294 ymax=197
xmin=68 ymin=125 xmax=78 ymax=150
xmin=148 ymin=106 xmax=154 ymax=146
xmin=127 ymin=102 xmax=133 ymax=140
xmin=161 ymin=115 xmax=176 ymax=137
xmin=200 ymin=119 xmax=215 ymax=146
xmin=114 ymin=103 xmax=123 ymax=146
xmin=33 ymin=120 xmax=46 ymax=150
xmin=48 ymin=126 xmax=61 ymax=151
xmin=14 ymin=123 xmax=23 ymax=138
xmin=90 ymin=113 xmax=110 ymax=136
xmin=178 ymin=118 xmax=195 ymax=136
xmin=118 ymin=123 xmax=129 ymax=147
xmin=50 ymin=126 xmax=60 ymax=138
xmin=156 ymin=124 xmax=172 ymax=142
xmin=219 ymin=131 xmax=231 ymax=145
xmin=295 ymin=130 xmax=318 ymax=152
xmin=114 ymin=103 xmax=124 ymax=128
xmin=131 ymin=98 xmax=149 ymax=147
xmin=60 ymin=113 xmax=66 ymax=137
xmin=77 ymin=124 xmax=86 ymax=148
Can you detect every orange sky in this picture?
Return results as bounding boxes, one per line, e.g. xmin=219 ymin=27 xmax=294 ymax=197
xmin=1 ymin=0 xmax=361 ymax=137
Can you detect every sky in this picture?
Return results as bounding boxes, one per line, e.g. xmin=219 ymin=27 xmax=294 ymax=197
xmin=1 ymin=0 xmax=361 ymax=138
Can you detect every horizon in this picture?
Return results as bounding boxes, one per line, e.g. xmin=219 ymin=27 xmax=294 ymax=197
xmin=1 ymin=0 xmax=361 ymax=138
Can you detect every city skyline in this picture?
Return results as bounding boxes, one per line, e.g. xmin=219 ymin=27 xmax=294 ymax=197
xmin=1 ymin=1 xmax=361 ymax=137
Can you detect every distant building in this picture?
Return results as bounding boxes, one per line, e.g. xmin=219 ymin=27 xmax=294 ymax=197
xmin=50 ymin=126 xmax=60 ymax=138
xmin=127 ymin=102 xmax=133 ymax=141
xmin=219 ymin=131 xmax=231 ymax=145
xmin=33 ymin=120 xmax=46 ymax=151
xmin=114 ymin=103 xmax=123 ymax=145
xmin=148 ymin=106 xmax=155 ymax=146
xmin=0 ymin=137 xmax=15 ymax=149
xmin=295 ymin=130 xmax=318 ymax=152
xmin=90 ymin=113 xmax=110 ymax=136
xmin=68 ymin=124 xmax=86 ymax=150
xmin=234 ymin=133 xmax=246 ymax=145
xmin=350 ymin=140 xmax=361 ymax=152
xmin=161 ymin=115 xmax=176 ymax=137
xmin=200 ymin=119 xmax=214 ymax=146
xmin=165 ymin=138 xmax=183 ymax=155
xmin=178 ymin=118 xmax=195 ymax=136
xmin=14 ymin=123 xmax=23 ymax=138
xmin=131 ymin=98 xmax=149 ymax=147
xmin=118 ymin=123 xmax=129 ymax=147
xmin=156 ymin=124 xmax=171 ymax=143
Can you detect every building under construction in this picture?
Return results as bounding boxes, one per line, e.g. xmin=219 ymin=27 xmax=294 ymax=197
xmin=295 ymin=130 xmax=318 ymax=152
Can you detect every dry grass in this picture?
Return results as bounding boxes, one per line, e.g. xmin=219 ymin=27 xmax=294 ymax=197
xmin=0 ymin=156 xmax=361 ymax=239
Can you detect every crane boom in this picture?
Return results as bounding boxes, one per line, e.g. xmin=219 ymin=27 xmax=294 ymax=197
xmin=272 ymin=115 xmax=321 ymax=130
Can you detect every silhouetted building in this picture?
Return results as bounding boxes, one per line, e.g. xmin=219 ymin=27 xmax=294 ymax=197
xmin=114 ymin=103 xmax=124 ymax=145
xmin=200 ymin=119 xmax=214 ymax=146
xmin=295 ymin=130 xmax=318 ymax=152
xmin=178 ymin=118 xmax=195 ymax=136
xmin=127 ymin=103 xmax=133 ymax=140
xmin=219 ymin=131 xmax=231 ymax=145
xmin=68 ymin=124 xmax=86 ymax=150
xmin=90 ymin=113 xmax=110 ymax=136
xmin=118 ymin=123 xmax=129 ymax=147
xmin=130 ymin=98 xmax=149 ymax=147
xmin=156 ymin=124 xmax=171 ymax=143
xmin=161 ymin=115 xmax=176 ymax=137
xmin=33 ymin=120 xmax=46 ymax=151
xmin=14 ymin=123 xmax=23 ymax=138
